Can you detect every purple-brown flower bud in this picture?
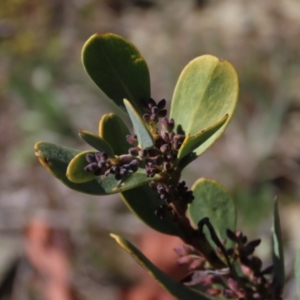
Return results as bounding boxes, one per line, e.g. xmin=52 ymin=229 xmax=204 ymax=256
xmin=158 ymin=109 xmax=167 ymax=118
xmin=157 ymin=99 xmax=166 ymax=110
xmin=160 ymin=144 xmax=170 ymax=153
xmin=86 ymin=153 xmax=96 ymax=163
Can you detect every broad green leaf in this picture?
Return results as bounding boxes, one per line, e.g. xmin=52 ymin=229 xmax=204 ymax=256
xmin=111 ymin=234 xmax=217 ymax=300
xmin=124 ymin=99 xmax=154 ymax=149
xmin=35 ymin=142 xmax=154 ymax=195
xmin=170 ymin=55 xmax=238 ymax=157
xmin=99 ymin=113 xmax=130 ymax=155
xmin=66 ymin=150 xmax=98 ymax=183
xmin=121 ymin=185 xmax=184 ymax=237
xmin=272 ymin=199 xmax=285 ymax=293
xmin=79 ymin=130 xmax=114 ymax=157
xmin=188 ymin=178 xmax=236 ymax=248
xmin=82 ymin=33 xmax=150 ymax=114
xmin=177 ymin=114 xmax=228 ymax=163
xmin=34 ymin=142 xmax=108 ymax=195
xmin=295 ymin=248 xmax=300 ymax=300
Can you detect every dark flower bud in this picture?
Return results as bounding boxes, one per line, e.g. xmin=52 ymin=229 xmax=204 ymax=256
xmin=100 ymin=152 xmax=108 ymax=161
xmin=169 ymin=132 xmax=175 ymax=140
xmin=147 ymin=98 xmax=156 ymax=108
xmin=148 ymin=148 xmax=160 ymax=157
xmin=98 ymin=161 xmax=106 ymax=168
xmin=226 ymin=229 xmax=238 ymax=242
xmin=95 ymin=152 xmax=102 ymax=161
xmin=128 ymin=147 xmax=139 ymax=156
xmin=119 ymin=168 xmax=128 ymax=176
xmin=162 ymin=132 xmax=169 ymax=143
xmin=120 ymin=155 xmax=133 ymax=164
xmin=174 ymin=134 xmax=185 ymax=142
xmin=129 ymin=159 xmax=139 ymax=172
xmin=161 ymin=117 xmax=173 ymax=132
xmin=154 ymin=155 xmax=164 ymax=165
xmin=242 ymin=243 xmax=258 ymax=256
xmin=158 ymin=109 xmax=167 ymax=118
xmin=139 ymin=149 xmax=148 ymax=157
xmin=86 ymin=153 xmax=96 ymax=163
xmin=160 ymin=144 xmax=170 ymax=153
xmin=151 ymin=106 xmax=158 ymax=114
xmin=143 ymin=113 xmax=150 ymax=122
xmin=84 ymin=162 xmax=98 ymax=172
xmin=157 ymin=99 xmax=166 ymax=110
xmin=126 ymin=135 xmax=137 ymax=145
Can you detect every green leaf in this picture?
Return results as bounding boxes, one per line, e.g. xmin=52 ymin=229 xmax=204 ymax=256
xmin=124 ymin=99 xmax=154 ymax=149
xmin=34 ymin=142 xmax=108 ymax=195
xmin=66 ymin=150 xmax=98 ymax=183
xmin=295 ymin=248 xmax=300 ymax=300
xmin=99 ymin=113 xmax=130 ymax=155
xmin=177 ymin=114 xmax=228 ymax=163
xmin=82 ymin=33 xmax=150 ymax=114
xmin=188 ymin=178 xmax=236 ymax=248
xmin=121 ymin=185 xmax=184 ymax=237
xmin=35 ymin=142 xmax=154 ymax=195
xmin=111 ymin=234 xmax=217 ymax=300
xmin=79 ymin=130 xmax=114 ymax=157
xmin=272 ymin=199 xmax=285 ymax=293
xmin=170 ymin=55 xmax=238 ymax=157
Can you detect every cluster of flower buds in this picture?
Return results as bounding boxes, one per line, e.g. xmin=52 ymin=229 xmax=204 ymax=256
xmin=151 ymin=180 xmax=194 ymax=205
xmin=175 ymin=229 xmax=276 ymax=299
xmin=142 ymin=98 xmax=167 ymax=124
xmin=84 ymin=152 xmax=112 ymax=176
xmin=84 ymin=151 xmax=140 ymax=181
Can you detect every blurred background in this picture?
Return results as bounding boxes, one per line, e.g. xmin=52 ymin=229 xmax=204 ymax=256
xmin=1 ymin=0 xmax=300 ymax=299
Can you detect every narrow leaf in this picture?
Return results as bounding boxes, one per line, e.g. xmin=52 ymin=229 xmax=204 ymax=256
xmin=272 ymin=199 xmax=285 ymax=293
xmin=177 ymin=114 xmax=228 ymax=162
xmin=124 ymin=99 xmax=154 ymax=149
xmin=170 ymin=55 xmax=238 ymax=157
xmin=34 ymin=142 xmax=107 ymax=195
xmin=121 ymin=185 xmax=184 ymax=237
xmin=82 ymin=33 xmax=150 ymax=114
xmin=111 ymin=234 xmax=217 ymax=300
xmin=99 ymin=113 xmax=130 ymax=155
xmin=188 ymin=178 xmax=236 ymax=248
xmin=295 ymin=248 xmax=300 ymax=300
xmin=79 ymin=130 xmax=114 ymax=157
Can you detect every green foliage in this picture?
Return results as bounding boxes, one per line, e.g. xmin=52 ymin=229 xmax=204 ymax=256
xmin=121 ymin=186 xmax=184 ymax=237
xmin=188 ymin=178 xmax=236 ymax=248
xmin=79 ymin=130 xmax=115 ymax=157
xmin=82 ymin=33 xmax=150 ymax=114
xmin=34 ymin=142 xmax=105 ymax=195
xmin=35 ymin=33 xmax=288 ymax=299
xmin=272 ymin=199 xmax=285 ymax=293
xmin=124 ymin=99 xmax=154 ymax=149
xmin=170 ymin=55 xmax=238 ymax=158
xmin=99 ymin=113 xmax=130 ymax=155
